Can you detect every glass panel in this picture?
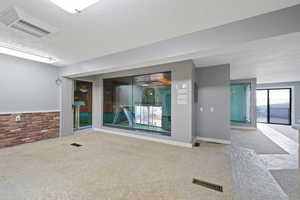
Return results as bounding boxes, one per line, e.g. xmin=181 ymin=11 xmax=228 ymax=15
xmin=73 ymin=80 xmax=93 ymax=130
xmin=132 ymin=72 xmax=171 ymax=135
xmin=151 ymin=106 xmax=162 ymax=127
xmin=256 ymin=90 xmax=268 ymax=123
xmin=269 ymin=89 xmax=291 ymax=125
xmin=103 ymin=77 xmax=133 ymax=129
xmin=103 ymin=72 xmax=171 ymax=136
xmin=231 ymin=83 xmax=251 ymax=124
xmin=135 ymin=106 xmax=141 ymax=124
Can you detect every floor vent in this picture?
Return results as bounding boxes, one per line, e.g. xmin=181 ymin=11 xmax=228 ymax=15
xmin=71 ymin=143 xmax=82 ymax=147
xmin=206 ymin=141 xmax=221 ymax=145
xmin=192 ymin=178 xmax=223 ymax=192
xmin=194 ymin=142 xmax=200 ymax=147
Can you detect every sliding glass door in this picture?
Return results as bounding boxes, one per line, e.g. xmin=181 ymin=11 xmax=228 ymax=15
xmin=103 ymin=72 xmax=172 ymax=136
xmin=73 ymin=80 xmax=93 ymax=130
xmin=256 ymin=88 xmax=291 ymax=125
xmin=256 ymin=90 xmax=268 ymax=123
xmin=269 ymin=89 xmax=291 ymax=124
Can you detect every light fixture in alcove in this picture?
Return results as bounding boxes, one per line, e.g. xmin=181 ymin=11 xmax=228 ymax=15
xmin=79 ymin=85 xmax=88 ymax=93
xmin=49 ymin=0 xmax=100 ymax=14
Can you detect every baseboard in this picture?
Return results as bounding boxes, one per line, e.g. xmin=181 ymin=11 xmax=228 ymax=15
xmin=196 ymin=137 xmax=231 ymax=145
xmin=192 ymin=137 xmax=198 ymax=145
xmin=74 ymin=127 xmax=93 ymax=134
xmin=292 ymin=124 xmax=300 ymax=131
xmin=0 ymin=110 xmax=61 ymax=115
xmin=231 ymin=126 xmax=257 ymax=131
xmin=94 ymin=128 xmax=193 ymax=148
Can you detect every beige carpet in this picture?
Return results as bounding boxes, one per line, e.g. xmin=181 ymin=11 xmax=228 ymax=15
xmin=0 ymin=131 xmax=233 ymax=200
xmin=268 ymin=124 xmax=299 ymax=143
xmin=231 ymin=129 xmax=288 ymax=154
xmin=271 ymin=170 xmax=300 ymax=200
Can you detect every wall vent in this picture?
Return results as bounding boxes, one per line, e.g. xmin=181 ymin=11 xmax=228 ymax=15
xmin=0 ymin=7 xmax=57 ymax=38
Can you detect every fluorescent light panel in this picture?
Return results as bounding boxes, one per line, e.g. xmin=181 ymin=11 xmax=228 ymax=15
xmin=0 ymin=45 xmax=56 ymax=63
xmin=50 ymin=0 xmax=99 ymax=14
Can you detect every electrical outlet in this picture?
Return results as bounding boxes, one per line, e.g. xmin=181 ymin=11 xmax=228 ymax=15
xmin=210 ymin=107 xmax=214 ymax=112
xmin=41 ymin=130 xmax=48 ymax=134
xmin=15 ymin=115 xmax=21 ymax=122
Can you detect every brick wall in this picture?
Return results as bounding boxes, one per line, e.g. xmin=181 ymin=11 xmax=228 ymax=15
xmin=0 ymin=112 xmax=60 ymax=148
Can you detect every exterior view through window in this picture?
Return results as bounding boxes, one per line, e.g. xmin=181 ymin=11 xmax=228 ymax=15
xmin=103 ymin=72 xmax=171 ymax=136
xmin=256 ymin=88 xmax=291 ymax=125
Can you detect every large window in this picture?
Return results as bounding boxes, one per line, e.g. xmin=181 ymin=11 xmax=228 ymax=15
xmin=103 ymin=72 xmax=171 ymax=136
xmin=256 ymin=90 xmax=268 ymax=123
xmin=256 ymin=88 xmax=291 ymax=125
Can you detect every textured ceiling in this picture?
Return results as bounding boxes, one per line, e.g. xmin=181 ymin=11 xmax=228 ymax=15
xmin=193 ymin=33 xmax=300 ymax=83
xmin=0 ymin=0 xmax=299 ymax=66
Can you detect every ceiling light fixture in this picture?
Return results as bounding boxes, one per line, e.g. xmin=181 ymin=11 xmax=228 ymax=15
xmin=0 ymin=45 xmax=56 ymax=64
xmin=49 ymin=0 xmax=99 ymax=14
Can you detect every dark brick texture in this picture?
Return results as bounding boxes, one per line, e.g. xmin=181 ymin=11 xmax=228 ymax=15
xmin=0 ymin=112 xmax=59 ymax=148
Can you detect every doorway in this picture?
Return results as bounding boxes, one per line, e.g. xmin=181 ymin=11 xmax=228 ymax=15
xmin=73 ymin=80 xmax=93 ymax=130
xmin=256 ymin=88 xmax=292 ymax=125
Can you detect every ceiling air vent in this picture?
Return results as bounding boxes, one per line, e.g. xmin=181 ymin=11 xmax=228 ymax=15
xmin=0 ymin=7 xmax=57 ymax=38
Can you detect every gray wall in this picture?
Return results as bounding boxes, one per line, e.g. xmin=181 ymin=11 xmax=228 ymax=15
xmin=257 ymin=82 xmax=300 ymax=125
xmin=92 ymin=78 xmax=101 ymax=129
xmin=97 ymin=60 xmax=194 ymax=143
xmin=0 ymin=54 xmax=59 ymax=113
xmin=59 ymin=77 xmax=74 ymax=137
xmin=196 ymin=65 xmax=231 ymax=141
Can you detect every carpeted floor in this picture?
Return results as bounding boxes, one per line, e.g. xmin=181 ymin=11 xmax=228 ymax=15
xmin=231 ymin=147 xmax=288 ymax=200
xmin=268 ymin=124 xmax=299 ymax=143
xmin=231 ymin=128 xmax=288 ymax=154
xmin=271 ymin=169 xmax=300 ymax=200
xmin=0 ymin=131 xmax=233 ymax=200
xmin=232 ymin=124 xmax=300 ymax=200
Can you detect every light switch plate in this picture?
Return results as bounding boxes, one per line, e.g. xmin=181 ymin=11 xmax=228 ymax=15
xmin=210 ymin=107 xmax=214 ymax=112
